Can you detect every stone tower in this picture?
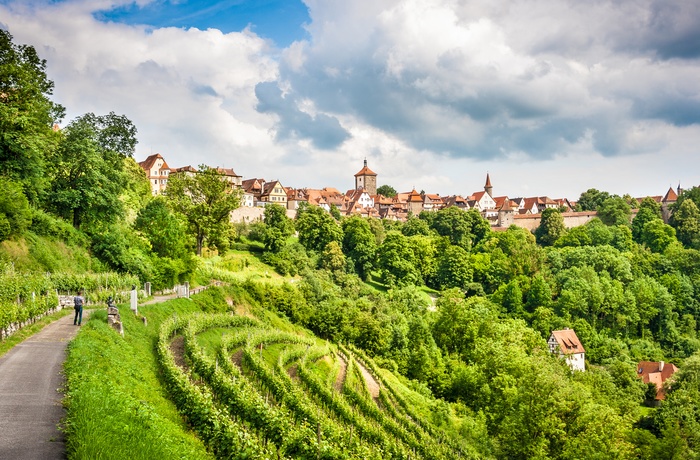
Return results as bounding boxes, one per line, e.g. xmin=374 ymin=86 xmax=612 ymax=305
xmin=484 ymin=173 xmax=493 ymax=197
xmin=354 ymin=159 xmax=377 ymax=196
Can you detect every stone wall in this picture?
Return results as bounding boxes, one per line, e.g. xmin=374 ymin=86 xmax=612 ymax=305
xmin=503 ymin=211 xmax=599 ymax=232
xmin=230 ymin=206 xmax=296 ymax=223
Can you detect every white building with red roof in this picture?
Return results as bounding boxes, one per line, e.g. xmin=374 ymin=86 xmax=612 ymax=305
xmin=138 ymin=153 xmax=171 ymax=195
xmin=548 ymin=328 xmax=586 ymax=372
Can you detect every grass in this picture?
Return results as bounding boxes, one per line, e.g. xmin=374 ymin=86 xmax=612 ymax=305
xmin=0 ymin=308 xmax=73 ymax=358
xmin=62 ymin=299 xmax=214 ymax=460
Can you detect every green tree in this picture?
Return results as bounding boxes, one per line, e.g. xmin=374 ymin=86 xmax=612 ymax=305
xmin=378 ymin=231 xmax=420 ymax=287
xmin=341 ymin=216 xmax=377 ymax=280
xmin=526 ymin=274 xmax=552 ymax=312
xmin=401 ymin=215 xmax=431 ymax=236
xmin=670 ymin=199 xmax=700 ymax=249
xmin=0 ymin=177 xmax=31 ymax=241
xmin=632 ymin=197 xmax=662 ymax=242
xmin=320 ymin=241 xmax=346 ymax=273
xmin=434 ymin=244 xmax=472 ymax=290
xmin=261 ymin=203 xmax=294 ymax=252
xmin=46 ymin=112 xmax=138 ymax=229
xmin=535 ymin=208 xmax=565 ymax=246
xmin=0 ymin=29 xmax=65 ymax=202
xmin=641 ymin=219 xmax=676 ymax=253
xmin=376 ymin=184 xmax=397 ymax=197
xmin=134 ymin=197 xmax=188 ymax=258
xmin=577 ymin=188 xmax=611 ymax=211
xmin=598 ymin=196 xmax=632 ymax=226
xmin=430 ymin=206 xmax=488 ymax=249
xmin=165 ymin=166 xmax=241 ymax=255
xmin=295 ymin=204 xmax=342 ymax=253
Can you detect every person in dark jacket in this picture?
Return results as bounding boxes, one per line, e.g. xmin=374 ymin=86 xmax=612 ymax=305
xmin=73 ymin=291 xmax=84 ymax=326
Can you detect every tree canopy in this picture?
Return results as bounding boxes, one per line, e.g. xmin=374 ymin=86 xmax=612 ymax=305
xmin=0 ymin=29 xmax=65 ymax=202
xmin=165 ymin=166 xmax=241 ymax=255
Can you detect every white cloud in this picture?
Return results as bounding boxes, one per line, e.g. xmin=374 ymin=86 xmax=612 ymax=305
xmin=1 ymin=0 xmax=698 ymax=200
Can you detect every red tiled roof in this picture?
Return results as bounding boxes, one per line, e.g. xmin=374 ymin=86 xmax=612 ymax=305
xmin=408 ymin=189 xmax=423 ymax=203
xmin=174 ymin=165 xmax=197 ymax=173
xmin=637 ymin=361 xmax=679 ymax=400
xmin=216 ymin=167 xmax=241 ymax=177
xmin=662 ymin=187 xmax=678 ymax=203
xmin=485 ymin=173 xmax=492 ymax=187
xmin=551 ymin=329 xmax=585 ymax=355
xmin=138 ymin=153 xmax=170 ymax=172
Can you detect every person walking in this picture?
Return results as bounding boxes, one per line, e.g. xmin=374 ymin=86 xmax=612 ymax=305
xmin=73 ymin=290 xmax=84 ymax=326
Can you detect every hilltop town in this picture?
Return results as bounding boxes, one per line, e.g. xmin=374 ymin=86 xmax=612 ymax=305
xmin=139 ymin=153 xmax=682 ymax=230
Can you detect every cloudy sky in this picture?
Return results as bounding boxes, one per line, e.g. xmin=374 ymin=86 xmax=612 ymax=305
xmin=1 ymin=0 xmax=699 ymax=199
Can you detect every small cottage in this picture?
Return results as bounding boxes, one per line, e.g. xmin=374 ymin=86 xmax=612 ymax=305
xmin=548 ymin=328 xmax=585 ymax=372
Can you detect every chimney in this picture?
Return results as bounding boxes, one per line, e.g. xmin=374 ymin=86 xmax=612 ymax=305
xmin=659 ymin=361 xmax=665 ymax=372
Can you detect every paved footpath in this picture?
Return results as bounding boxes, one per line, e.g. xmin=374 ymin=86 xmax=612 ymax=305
xmin=0 ymin=311 xmax=87 ymax=460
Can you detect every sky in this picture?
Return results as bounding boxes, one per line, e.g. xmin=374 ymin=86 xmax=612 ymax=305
xmin=1 ymin=0 xmax=699 ymax=200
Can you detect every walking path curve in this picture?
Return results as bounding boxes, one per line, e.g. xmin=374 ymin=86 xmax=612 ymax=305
xmin=0 ymin=311 xmax=88 ymax=459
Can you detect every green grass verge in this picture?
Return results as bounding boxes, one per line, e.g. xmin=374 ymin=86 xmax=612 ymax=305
xmin=63 ymin=300 xmax=214 ymax=460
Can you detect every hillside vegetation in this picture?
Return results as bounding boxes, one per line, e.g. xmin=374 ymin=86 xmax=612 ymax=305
xmin=3 ymin=28 xmax=700 ymax=459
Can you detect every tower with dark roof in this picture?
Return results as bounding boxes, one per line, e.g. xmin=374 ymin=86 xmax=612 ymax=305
xmin=484 ymin=173 xmax=493 ymax=197
xmin=354 ymin=159 xmax=377 ymax=196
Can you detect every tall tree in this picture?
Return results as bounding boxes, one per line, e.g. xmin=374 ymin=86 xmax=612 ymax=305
xmin=46 ymin=112 xmax=138 ymax=229
xmin=342 ymin=216 xmax=377 ymax=280
xmin=632 ymin=197 xmax=662 ymax=242
xmin=165 ymin=166 xmax=241 ymax=255
xmin=295 ymin=204 xmax=342 ymax=253
xmin=0 ymin=30 xmax=65 ymax=202
xmin=598 ymin=196 xmax=632 ymax=226
xmin=378 ymin=231 xmax=421 ymax=287
xmin=0 ymin=177 xmax=31 ymax=241
xmin=577 ymin=188 xmax=611 ymax=211
xmin=535 ymin=208 xmax=565 ymax=246
xmin=670 ymin=199 xmax=700 ymax=249
xmin=376 ymin=184 xmax=397 ymax=197
xmin=134 ymin=197 xmax=188 ymax=258
xmin=261 ymin=203 xmax=294 ymax=252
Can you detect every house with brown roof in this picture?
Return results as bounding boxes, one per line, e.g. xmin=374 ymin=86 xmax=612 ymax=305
xmin=260 ymin=180 xmax=287 ymax=205
xmin=637 ymin=361 xmax=678 ymax=401
xmin=138 ymin=153 xmax=171 ymax=195
xmin=443 ymin=195 xmax=470 ymax=210
xmin=216 ymin=167 xmax=242 ymax=187
xmin=548 ymin=328 xmax=585 ymax=372
xmin=422 ymin=193 xmax=444 ymax=212
xmin=407 ymin=189 xmax=424 ymax=215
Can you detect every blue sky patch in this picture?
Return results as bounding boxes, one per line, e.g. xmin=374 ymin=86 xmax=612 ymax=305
xmin=94 ymin=0 xmax=310 ymax=46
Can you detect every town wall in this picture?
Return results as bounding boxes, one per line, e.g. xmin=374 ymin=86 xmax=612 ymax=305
xmin=506 ymin=211 xmax=599 ymax=232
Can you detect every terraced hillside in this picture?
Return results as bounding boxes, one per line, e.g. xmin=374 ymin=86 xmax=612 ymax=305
xmin=157 ymin=312 xmax=477 ymax=459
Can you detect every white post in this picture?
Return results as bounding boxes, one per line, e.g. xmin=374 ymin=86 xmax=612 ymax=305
xmin=130 ymin=285 xmax=138 ymax=314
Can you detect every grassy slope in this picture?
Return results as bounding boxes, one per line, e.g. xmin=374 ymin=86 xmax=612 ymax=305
xmin=63 ymin=300 xmax=213 ymax=460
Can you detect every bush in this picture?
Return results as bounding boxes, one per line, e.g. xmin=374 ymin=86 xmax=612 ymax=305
xmin=29 ymin=208 xmax=87 ymax=245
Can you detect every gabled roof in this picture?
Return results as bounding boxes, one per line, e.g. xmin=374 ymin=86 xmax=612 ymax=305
xmin=662 ymin=187 xmax=678 ymax=203
xmin=262 ymin=180 xmax=283 ymax=196
xmin=550 ymin=329 xmax=585 ymax=355
xmin=216 ymin=167 xmax=241 ymax=178
xmin=471 ymin=191 xmax=486 ymax=201
xmin=637 ymin=361 xmax=679 ymax=400
xmin=174 ymin=165 xmax=197 ymax=173
xmin=138 ymin=153 xmax=170 ymax=172
xmin=242 ymin=178 xmax=263 ymax=193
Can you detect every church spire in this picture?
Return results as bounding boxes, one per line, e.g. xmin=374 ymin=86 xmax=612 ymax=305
xmin=484 ymin=172 xmax=493 ymax=197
